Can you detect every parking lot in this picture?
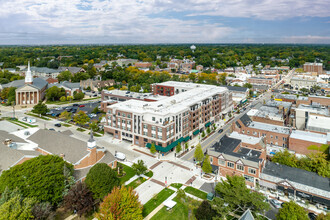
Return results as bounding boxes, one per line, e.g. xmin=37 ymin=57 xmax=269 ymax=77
xmin=47 ymin=101 xmax=102 ymax=121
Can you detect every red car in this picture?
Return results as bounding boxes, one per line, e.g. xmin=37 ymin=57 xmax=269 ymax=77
xmin=79 ymin=104 xmax=85 ymax=107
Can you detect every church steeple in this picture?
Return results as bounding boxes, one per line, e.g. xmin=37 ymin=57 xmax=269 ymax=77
xmin=25 ymin=61 xmax=33 ymax=84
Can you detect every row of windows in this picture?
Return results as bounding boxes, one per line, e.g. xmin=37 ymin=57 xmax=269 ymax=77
xmin=218 ymin=159 xmax=256 ymax=174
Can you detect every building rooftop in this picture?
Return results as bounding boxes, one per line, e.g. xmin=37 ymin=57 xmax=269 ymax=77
xmin=290 ymin=130 xmax=329 ymax=144
xmin=110 ymin=84 xmax=228 ymax=116
xmin=248 ymin=122 xmax=291 ymax=134
xmin=262 ymin=161 xmax=329 ymax=192
xmin=306 ymin=115 xmax=330 ymax=133
xmin=103 ymin=89 xmax=166 ymax=101
xmin=240 ymin=114 xmax=253 ymax=127
xmin=229 ymin=132 xmax=262 ymax=145
xmin=221 ymin=85 xmax=248 ymax=93
xmin=275 ymin=94 xmax=297 ymax=100
xmin=1 ymin=77 xmax=48 ymax=90
xmin=296 ymin=104 xmax=329 ymax=116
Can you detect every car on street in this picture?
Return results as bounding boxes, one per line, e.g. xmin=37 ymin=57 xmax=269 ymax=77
xmin=270 ymin=199 xmax=282 ymax=209
xmin=49 ymin=128 xmax=55 ymax=131
xmin=308 ymin=212 xmax=317 ymax=220
xmin=71 ymin=108 xmax=77 ymax=113
xmin=79 ymin=104 xmax=85 ymax=107
xmin=54 ymin=123 xmax=61 ymax=127
xmin=115 ymin=152 xmax=126 ymax=161
xmin=218 ymin=129 xmax=223 ymax=133
xmin=22 ymin=117 xmax=27 ymax=121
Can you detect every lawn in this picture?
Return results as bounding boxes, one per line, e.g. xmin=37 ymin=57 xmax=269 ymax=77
xmin=26 ymin=113 xmax=51 ymax=121
xmin=170 ymin=183 xmax=183 ymax=189
xmin=4 ymin=117 xmax=38 ymax=128
xmin=61 ymin=123 xmax=71 ymax=127
xmin=150 ymin=195 xmax=201 ymax=220
xmin=184 ymin=186 xmax=207 ymax=200
xmin=76 ymin=127 xmax=86 ymax=132
xmin=88 ymin=132 xmax=102 ymax=137
xmin=145 ymin=170 xmax=153 ymax=178
xmin=118 ymin=163 xmax=136 ymax=184
xmin=126 ymin=177 xmax=147 ymax=189
xmin=142 ymin=188 xmax=175 ymax=217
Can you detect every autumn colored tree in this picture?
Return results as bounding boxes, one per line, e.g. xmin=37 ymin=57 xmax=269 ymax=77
xmin=64 ymin=182 xmax=94 ymax=217
xmin=95 ymin=186 xmax=143 ymax=220
xmin=73 ymin=110 xmax=90 ymax=125
xmin=59 ymin=110 xmax=72 ymax=120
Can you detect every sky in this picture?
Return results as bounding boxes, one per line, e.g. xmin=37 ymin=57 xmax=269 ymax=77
xmin=0 ymin=0 xmax=329 ymax=45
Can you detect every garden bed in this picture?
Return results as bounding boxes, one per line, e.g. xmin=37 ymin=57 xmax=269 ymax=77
xmin=170 ymin=183 xmax=183 ymax=189
xmin=184 ymin=186 xmax=207 ymax=200
xmin=76 ymin=127 xmax=86 ymax=132
xmin=126 ymin=177 xmax=147 ymax=189
xmin=142 ymin=188 xmax=175 ymax=217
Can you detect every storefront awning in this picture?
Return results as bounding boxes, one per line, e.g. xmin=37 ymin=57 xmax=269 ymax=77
xmin=205 ymin=122 xmax=211 ymax=127
xmin=193 ymin=129 xmax=200 ymax=135
xmin=313 ymin=196 xmax=330 ymax=206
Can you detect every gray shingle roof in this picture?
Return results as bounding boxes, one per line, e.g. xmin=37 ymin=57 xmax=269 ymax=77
xmin=27 ymin=129 xmax=89 ymax=164
xmin=262 ymin=162 xmax=330 ymax=192
xmin=58 ymin=67 xmax=83 ymax=74
xmin=239 ymin=209 xmax=255 ymax=220
xmin=240 ymin=114 xmax=252 ymax=127
xmin=1 ymin=77 xmax=48 ymax=90
xmin=221 ymin=85 xmax=248 ymax=92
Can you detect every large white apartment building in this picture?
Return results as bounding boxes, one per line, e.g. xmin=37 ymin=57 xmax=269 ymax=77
xmin=104 ymin=81 xmax=233 ymax=153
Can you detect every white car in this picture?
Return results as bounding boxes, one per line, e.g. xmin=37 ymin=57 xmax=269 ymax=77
xmin=115 ymin=152 xmax=126 ymax=161
xmin=270 ymin=199 xmax=282 ymax=209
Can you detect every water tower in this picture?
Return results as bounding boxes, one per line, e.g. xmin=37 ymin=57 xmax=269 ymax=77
xmin=190 ymin=45 xmax=196 ymax=53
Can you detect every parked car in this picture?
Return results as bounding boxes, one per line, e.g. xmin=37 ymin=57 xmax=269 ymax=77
xmin=49 ymin=128 xmax=55 ymax=131
xmin=308 ymin=212 xmax=317 ymax=220
xmin=93 ymin=94 xmax=97 ymax=97
xmin=79 ymin=104 xmax=85 ymax=107
xmin=54 ymin=123 xmax=61 ymax=127
xmin=218 ymin=129 xmax=223 ymax=133
xmin=71 ymin=108 xmax=77 ymax=113
xmin=115 ymin=152 xmax=126 ymax=161
xmin=22 ymin=117 xmax=27 ymax=121
xmin=270 ymin=199 xmax=282 ymax=209
xmin=72 ymin=104 xmax=79 ymax=107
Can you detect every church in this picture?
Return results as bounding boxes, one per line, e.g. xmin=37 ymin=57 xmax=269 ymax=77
xmin=1 ymin=62 xmax=48 ymax=106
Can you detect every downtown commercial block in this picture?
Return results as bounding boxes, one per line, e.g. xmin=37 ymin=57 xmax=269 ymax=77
xmin=104 ymin=81 xmax=233 ymax=153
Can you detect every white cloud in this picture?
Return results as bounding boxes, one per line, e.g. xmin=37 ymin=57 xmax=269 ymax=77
xmin=282 ymin=35 xmax=330 ymax=44
xmin=0 ymin=0 xmax=328 ymax=44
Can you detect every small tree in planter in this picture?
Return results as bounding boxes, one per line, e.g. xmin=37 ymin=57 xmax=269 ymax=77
xmin=132 ymin=160 xmax=147 ymax=176
xmin=185 ymin=143 xmax=189 ymax=152
xmin=117 ymin=163 xmax=124 ymax=176
xmin=202 ymin=155 xmax=212 ymax=174
xmin=176 ymin=142 xmax=182 ymax=155
xmin=213 ymin=124 xmax=216 ymax=131
xmin=150 ymin=143 xmax=156 ymax=154
xmin=206 ymin=127 xmax=211 ymax=134
xmin=201 ymin=131 xmax=206 ymax=138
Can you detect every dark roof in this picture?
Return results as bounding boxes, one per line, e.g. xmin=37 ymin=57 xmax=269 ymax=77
xmin=28 ymin=67 xmax=59 ymax=74
xmin=221 ymin=85 xmax=248 ymax=92
xmin=28 ymin=129 xmax=89 ymax=164
xmin=239 ymin=114 xmax=252 ymax=127
xmin=213 ymin=135 xmax=241 ymax=154
xmin=48 ymin=81 xmax=80 ymax=90
xmin=211 ymin=135 xmax=262 ymax=163
xmin=58 ymin=67 xmax=83 ymax=74
xmin=262 ymin=162 xmax=330 ymax=192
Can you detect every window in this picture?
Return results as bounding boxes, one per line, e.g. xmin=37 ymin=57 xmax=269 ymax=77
xmin=122 ymin=113 xmax=126 ymax=117
xmin=210 ymin=157 xmax=213 ymax=163
xmin=248 ymin=168 xmax=256 ymax=175
xmin=218 ymin=159 xmax=225 ymax=166
xmin=117 ymin=112 xmax=120 ymax=116
xmin=167 ymin=127 xmax=170 ymax=132
xmin=242 ymin=130 xmax=245 ymax=134
xmin=143 ymin=124 xmax=147 ymax=129
xmin=158 ymin=136 xmax=162 ymax=139
xmin=143 ymin=131 xmax=147 ymax=136
xmin=236 ymin=164 xmax=244 ymax=171
xmin=152 ymin=117 xmax=155 ymax=121
xmin=244 ymin=175 xmax=254 ymax=183
xmin=247 ymin=130 xmax=250 ymax=134
xmin=108 ymin=110 xmax=112 ymax=114
xmin=227 ymin=162 xmax=234 ymax=168
xmin=152 ymin=134 xmax=156 ymax=138
xmin=275 ymin=136 xmax=278 ymax=140
xmin=283 ymin=137 xmax=287 ymax=141
xmin=152 ymin=126 xmax=156 ymax=131
xmin=128 ymin=114 xmax=131 ymax=118
xmin=158 ymin=127 xmax=162 ymax=132
xmin=270 ymin=135 xmax=273 ymax=139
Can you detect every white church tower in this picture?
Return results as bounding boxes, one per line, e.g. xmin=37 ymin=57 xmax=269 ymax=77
xmin=25 ymin=61 xmax=33 ymax=84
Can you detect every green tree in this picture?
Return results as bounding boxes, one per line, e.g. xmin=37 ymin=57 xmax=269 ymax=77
xmin=57 ymin=71 xmax=72 ymax=82
xmin=132 ymin=160 xmax=147 ymax=176
xmin=194 ymin=143 xmax=204 ymax=163
xmin=195 ymin=200 xmax=216 ymax=220
xmin=73 ymin=110 xmax=90 ymax=125
xmin=0 ymin=155 xmax=74 ymax=205
xmin=150 ymin=143 xmax=156 ymax=154
xmin=201 ymin=131 xmax=206 ymax=138
xmin=92 ymin=106 xmax=99 ymax=114
xmin=95 ymin=186 xmax=143 ymax=220
xmin=0 ymin=187 xmax=21 ymax=206
xmin=63 ymin=182 xmax=94 ymax=217
xmin=213 ymin=175 xmax=269 ymax=215
xmin=316 ymin=212 xmax=330 ymax=220
xmin=60 ymin=96 xmax=66 ymax=102
xmin=89 ymin=121 xmax=99 ymax=132
xmin=202 ymin=155 xmax=212 ymax=174
xmin=0 ymin=195 xmax=36 ymax=220
xmin=185 ymin=142 xmax=189 ymax=152
xmin=73 ymin=92 xmax=85 ymax=100
xmin=31 ymin=101 xmax=49 ymax=116
xmin=85 ymin=163 xmax=120 ymax=200
xmin=206 ymin=127 xmax=211 ymax=134
xmin=59 ymin=110 xmax=72 ymax=121
xmin=276 ymin=201 xmax=308 ymax=220
xmin=243 ymin=83 xmax=253 ymax=88
xmin=45 ymin=86 xmax=65 ymax=101
xmin=176 ymin=142 xmax=182 ymax=154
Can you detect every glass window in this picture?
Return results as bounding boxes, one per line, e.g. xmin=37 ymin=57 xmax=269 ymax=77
xmin=152 ymin=117 xmax=155 ymax=121
xmin=122 ymin=113 xmax=126 ymax=117
xmin=218 ymin=159 xmax=226 ymax=166
xmin=143 ymin=124 xmax=147 ymax=129
xmin=248 ymin=168 xmax=256 ymax=174
xmin=158 ymin=127 xmax=162 ymax=132
xmin=236 ymin=164 xmax=244 ymax=171
xmin=128 ymin=114 xmax=131 ymax=118
xmin=152 ymin=126 xmax=156 ymax=131
xmin=227 ymin=162 xmax=234 ymax=168
xmin=117 ymin=112 xmax=120 ymax=116
xmin=244 ymin=175 xmax=254 ymax=182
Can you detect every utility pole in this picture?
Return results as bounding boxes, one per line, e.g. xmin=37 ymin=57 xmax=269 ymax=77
xmin=12 ymin=101 xmax=15 ymax=119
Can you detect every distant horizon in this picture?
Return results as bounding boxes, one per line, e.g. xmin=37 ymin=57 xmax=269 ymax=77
xmin=0 ymin=1 xmax=329 ymax=44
